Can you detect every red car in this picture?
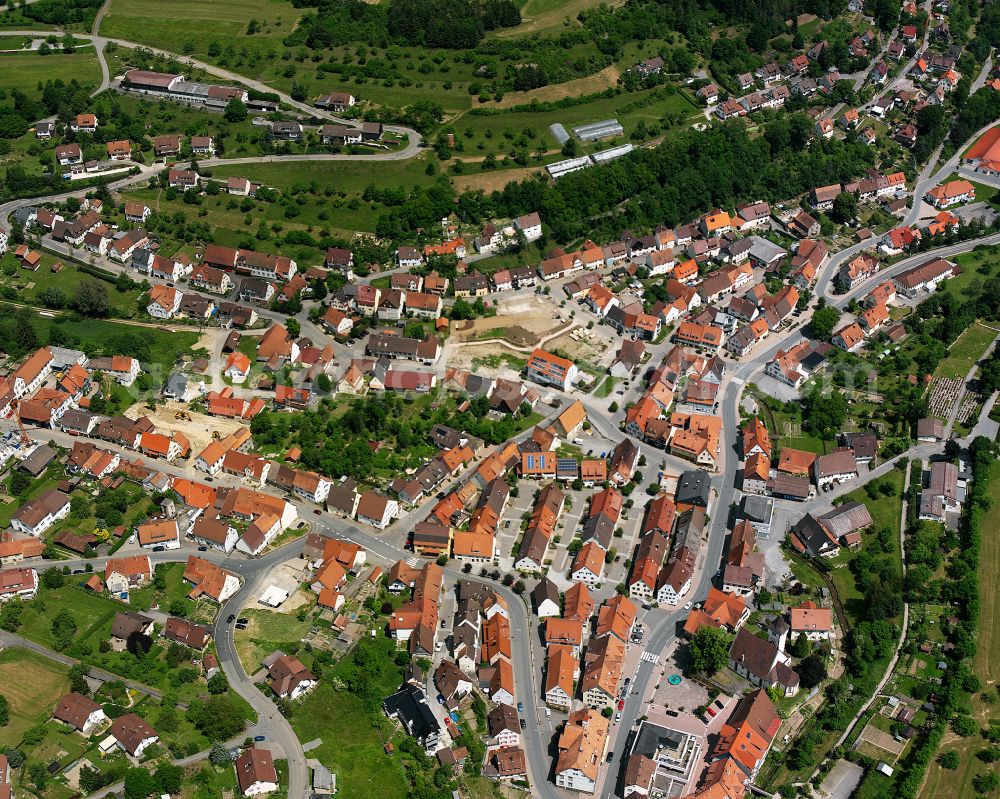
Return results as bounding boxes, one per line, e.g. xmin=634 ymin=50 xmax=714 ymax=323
xmin=617 ymin=699 xmax=625 ymax=711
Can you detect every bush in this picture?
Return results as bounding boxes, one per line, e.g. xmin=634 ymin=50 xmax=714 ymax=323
xmin=937 ymin=750 xmax=959 ymax=770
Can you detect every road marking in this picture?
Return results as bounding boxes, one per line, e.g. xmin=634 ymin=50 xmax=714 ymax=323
xmin=640 ymin=651 xmax=660 ymax=664
xmin=730 ymin=377 xmax=745 ymax=388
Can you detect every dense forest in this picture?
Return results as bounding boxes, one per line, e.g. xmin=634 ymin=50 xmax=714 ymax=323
xmin=287 ymin=0 xmax=520 ymax=50
xmin=374 ymin=114 xmax=878 ymax=241
xmin=11 ymin=0 xmax=103 ymax=27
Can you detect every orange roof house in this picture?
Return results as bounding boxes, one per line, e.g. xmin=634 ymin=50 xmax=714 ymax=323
xmin=545 ymin=617 xmax=584 ymax=650
xmin=790 ymin=601 xmax=833 ymax=634
xmin=777 ymin=448 xmax=816 ymax=476
xmin=742 ymin=416 xmax=771 ymax=458
xmin=563 ymin=582 xmax=595 ymax=621
xmin=964 ymin=125 xmax=1000 ymax=173
xmin=682 ymin=587 xmax=748 ymax=635
xmin=701 ymin=209 xmax=733 ymax=234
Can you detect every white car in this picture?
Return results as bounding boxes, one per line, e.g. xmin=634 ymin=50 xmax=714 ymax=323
xmin=684 ymin=601 xmax=693 ymax=610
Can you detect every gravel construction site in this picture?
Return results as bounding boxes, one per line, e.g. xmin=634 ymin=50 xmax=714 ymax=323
xmin=545 ymin=326 xmax=619 ymax=368
xmin=126 ymin=399 xmax=245 ymax=454
xmin=449 ymin=295 xmax=570 ymax=345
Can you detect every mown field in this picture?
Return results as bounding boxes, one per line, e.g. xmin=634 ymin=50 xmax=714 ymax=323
xmin=0 ymin=649 xmax=70 ymax=745
xmin=932 ymin=321 xmax=997 ymax=381
xmin=0 ymin=50 xmax=102 ymax=97
xmin=119 ymin=156 xmax=438 ymax=238
xmin=101 ymin=0 xmax=301 ymax=62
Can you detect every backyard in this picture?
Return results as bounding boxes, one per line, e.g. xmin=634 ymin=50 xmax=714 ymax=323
xmin=0 ymin=254 xmax=141 ymax=318
xmin=290 ymin=636 xmax=409 ymax=799
xmin=918 ymin=457 xmax=1000 ymax=799
xmin=826 ymin=468 xmax=905 ymax=624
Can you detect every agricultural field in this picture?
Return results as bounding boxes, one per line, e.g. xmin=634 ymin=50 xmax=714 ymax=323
xmin=0 ymin=649 xmax=70 ymax=744
xmin=447 ymin=86 xmax=700 ymax=159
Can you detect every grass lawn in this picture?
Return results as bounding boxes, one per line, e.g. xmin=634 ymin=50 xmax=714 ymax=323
xmin=127 ymin=156 xmax=436 ymax=239
xmin=181 ymin=762 xmax=240 ymax=799
xmin=595 ymin=375 xmax=616 ymax=398
xmin=829 ymin=468 xmax=905 ymax=624
xmin=234 ymin=609 xmax=312 ymax=675
xmin=932 ymin=321 xmax=997 ymax=380
xmin=16 ymin=582 xmax=121 ymax=653
xmin=0 ymin=470 xmax=61 ymax=528
xmin=0 ymin=649 xmax=70 ymax=746
xmin=211 ymin=158 xmax=435 ymax=195
xmin=511 ymin=0 xmax=621 ymax=34
xmin=0 ymin=254 xmax=140 ymax=317
xmin=938 ymin=246 xmax=1000 ymax=303
xmin=0 ymin=50 xmax=101 ymax=97
xmin=128 ymin=562 xmax=200 ymax=617
xmin=290 ymin=636 xmax=409 ymax=799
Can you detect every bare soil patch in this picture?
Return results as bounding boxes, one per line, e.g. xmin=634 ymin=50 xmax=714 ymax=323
xmin=485 ymin=65 xmax=621 ymax=107
xmin=546 ymin=326 xmax=619 ymax=368
xmin=452 ymin=165 xmax=548 ymax=194
xmin=126 ymin=399 xmax=245 ymax=454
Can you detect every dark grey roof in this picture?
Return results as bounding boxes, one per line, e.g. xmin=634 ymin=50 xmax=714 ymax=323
xmin=739 ymin=495 xmax=774 ymax=525
xmin=531 ymin=577 xmax=560 ymax=613
xmin=383 ymin=683 xmax=441 ymax=744
xmin=675 ymin=470 xmax=710 ymax=506
xmin=20 ymin=445 xmax=56 ymax=476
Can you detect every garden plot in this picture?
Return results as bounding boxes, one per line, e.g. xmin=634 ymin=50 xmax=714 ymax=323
xmin=853 ymin=723 xmax=906 ymax=763
xmin=926 ymin=377 xmax=965 ymax=419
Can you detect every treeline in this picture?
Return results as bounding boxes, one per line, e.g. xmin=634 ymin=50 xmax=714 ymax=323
xmin=288 ymin=0 xmax=519 ymax=51
xmin=249 ymin=391 xmax=532 ymax=483
xmin=890 ymin=436 xmax=993 ymax=798
xmin=15 ymin=0 xmax=102 ymax=27
xmin=445 ymin=115 xmax=877 ymax=243
xmin=0 ymin=79 xmax=93 ymax=146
